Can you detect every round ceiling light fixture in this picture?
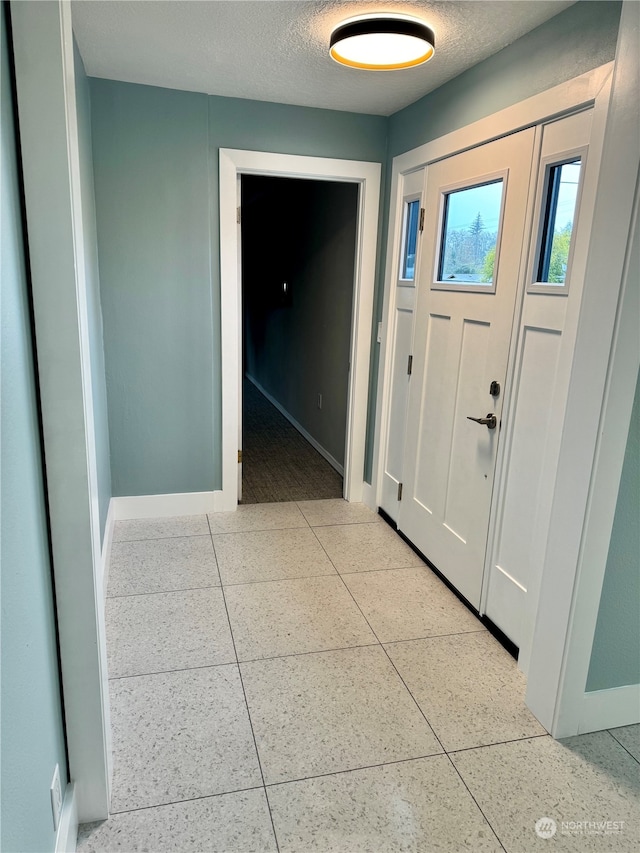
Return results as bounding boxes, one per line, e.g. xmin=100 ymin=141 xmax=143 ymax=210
xmin=329 ymin=13 xmax=435 ymax=71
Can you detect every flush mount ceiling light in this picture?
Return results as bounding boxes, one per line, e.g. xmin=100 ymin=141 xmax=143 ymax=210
xmin=329 ymin=13 xmax=435 ymax=71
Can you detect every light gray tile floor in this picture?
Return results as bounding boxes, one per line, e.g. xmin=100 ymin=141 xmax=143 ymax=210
xmin=314 ymin=521 xmax=426 ymax=573
xmin=208 ymin=501 xmax=308 ymax=534
xmin=107 ymin=535 xmax=220 ymax=596
xmin=81 ymin=500 xmax=640 ymax=852
xmin=109 ymin=666 xmax=262 ymax=812
xmin=224 ymin=575 xmax=377 ymax=661
xmin=213 ymin=526 xmax=336 ymax=585
xmin=609 ymin=724 xmax=640 ymax=762
xmin=451 ymin=732 xmax=640 ymax=852
xmin=297 ymin=497 xmax=382 ymax=527
xmin=106 ymin=587 xmax=235 ymax=677
xmin=385 ymin=631 xmax=547 ymax=751
xmin=113 ymin=514 xmax=210 ymax=542
xmin=240 ymin=646 xmax=443 ymax=784
xmin=343 ymin=565 xmax=483 ymax=643
xmin=267 ymin=755 xmax=503 ymax=852
xmin=78 ymin=789 xmax=277 ymax=852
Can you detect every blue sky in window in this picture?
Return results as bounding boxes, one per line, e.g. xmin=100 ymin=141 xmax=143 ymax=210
xmin=555 ymin=162 xmax=581 ymax=229
xmin=445 ymin=161 xmax=580 ymax=236
xmin=446 ymin=181 xmax=503 ymax=232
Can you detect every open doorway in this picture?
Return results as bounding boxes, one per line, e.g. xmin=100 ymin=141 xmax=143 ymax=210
xmin=240 ymin=175 xmax=359 ymax=503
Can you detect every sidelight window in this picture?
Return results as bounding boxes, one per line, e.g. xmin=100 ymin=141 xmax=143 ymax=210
xmin=400 ymin=199 xmax=420 ymax=281
xmin=535 ymin=159 xmax=581 ymax=287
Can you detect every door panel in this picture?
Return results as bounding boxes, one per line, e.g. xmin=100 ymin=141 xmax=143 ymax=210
xmin=385 ymin=307 xmax=414 ymax=479
xmin=399 ymin=129 xmax=535 ymax=608
xmin=380 ymin=169 xmax=425 ymax=520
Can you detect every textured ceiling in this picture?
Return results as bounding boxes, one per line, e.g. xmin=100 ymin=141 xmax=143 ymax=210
xmin=71 ymin=0 xmax=575 ymax=116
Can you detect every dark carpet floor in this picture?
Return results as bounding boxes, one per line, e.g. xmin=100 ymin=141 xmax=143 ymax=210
xmin=241 ymin=379 xmax=344 ymax=504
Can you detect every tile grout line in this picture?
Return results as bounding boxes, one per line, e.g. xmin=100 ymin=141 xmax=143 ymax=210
xmin=221 ymin=569 xmax=339 ymax=587
xmin=113 ymin=533 xmax=212 ymax=544
xmin=106 ymin=509 xmax=547 ymax=849
xmin=308 ymin=522 xmax=509 ymax=853
xmin=113 ymin=519 xmax=313 ymax=546
xmin=207 ymin=515 xmax=282 ymax=853
xmin=108 ymin=563 xmax=455 ymax=598
xmin=446 ymin=732 xmax=550 ymax=755
xmin=107 ymin=783 xmax=266 ymax=817
xmin=106 ymin=642 xmax=383 ymax=681
xmin=376 ymin=628 xmax=487 ymax=645
xmin=338 ymin=561 xmax=429 ymax=575
xmin=605 ymin=729 xmax=640 ymax=766
xmin=211 ymin=523 xmax=311 ymax=537
xmin=106 ymin=630 xmax=496 ymax=682
xmin=438 ymin=759 xmax=507 ymax=852
xmin=108 ymin=661 xmax=238 ymax=682
xmin=263 ymin=752 xmax=445 ymax=789
xmin=381 ymin=623 xmax=509 ymax=852
xmin=107 ymin=583 xmax=221 ymax=600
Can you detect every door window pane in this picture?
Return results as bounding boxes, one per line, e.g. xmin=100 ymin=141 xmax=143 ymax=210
xmin=537 ymin=159 xmax=581 ymax=285
xmin=438 ymin=180 xmax=504 ymax=285
xmin=401 ymin=199 xmax=420 ymax=281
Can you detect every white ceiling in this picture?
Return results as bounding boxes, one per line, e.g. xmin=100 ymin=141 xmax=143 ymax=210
xmin=71 ymin=0 xmax=575 ymax=116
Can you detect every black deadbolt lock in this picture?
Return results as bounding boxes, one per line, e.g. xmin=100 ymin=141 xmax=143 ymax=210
xmin=489 ymin=381 xmax=501 ymax=397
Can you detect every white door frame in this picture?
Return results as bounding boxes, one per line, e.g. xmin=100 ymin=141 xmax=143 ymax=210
xmin=219 ymin=149 xmax=381 ymax=511
xmin=11 ymin=0 xmax=110 ymax=823
xmin=373 ymin=31 xmax=638 ymax=736
xmin=526 ymin=1 xmax=640 ymax=737
xmin=372 ymin=62 xmax=614 ymax=517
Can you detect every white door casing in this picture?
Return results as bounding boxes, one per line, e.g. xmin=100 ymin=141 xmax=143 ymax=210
xmin=236 ymin=176 xmax=243 ymax=502
xmin=219 ymin=150 xmax=381 ymax=511
xmin=398 ymin=129 xmax=536 ymax=608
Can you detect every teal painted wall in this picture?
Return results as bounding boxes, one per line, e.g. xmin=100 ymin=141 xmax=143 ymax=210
xmin=90 ymin=80 xmax=387 ymax=495
xmin=89 ymin=1 xmax=622 ymax=494
xmin=0 ymin=6 xmax=68 ymax=851
xmin=91 ymin=81 xmax=214 ymax=496
xmin=586 ymin=374 xmax=640 ymax=691
xmin=388 ymin=1 xmax=622 ymax=159
xmin=74 ymin=40 xmax=111 ymax=539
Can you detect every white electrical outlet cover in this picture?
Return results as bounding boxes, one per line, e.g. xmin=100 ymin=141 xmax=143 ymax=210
xmin=50 ymin=764 xmax=62 ymax=831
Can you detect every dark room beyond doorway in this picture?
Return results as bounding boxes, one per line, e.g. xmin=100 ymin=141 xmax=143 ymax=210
xmin=241 ymin=175 xmax=359 ymax=503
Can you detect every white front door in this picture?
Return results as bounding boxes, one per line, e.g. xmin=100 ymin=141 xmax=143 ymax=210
xmin=398 ymin=129 xmax=535 ymax=608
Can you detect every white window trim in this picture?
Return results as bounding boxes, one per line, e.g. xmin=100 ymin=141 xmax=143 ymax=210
xmin=528 ymin=147 xmax=588 ymax=295
xmin=431 ymin=169 xmax=508 ymax=295
xmin=398 ymin=194 xmax=421 ymax=285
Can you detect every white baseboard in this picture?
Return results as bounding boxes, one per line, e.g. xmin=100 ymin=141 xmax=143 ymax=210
xmin=361 ymin=481 xmax=376 ymax=511
xmin=246 ymin=374 xmax=344 ymax=476
xmin=579 ymin=684 xmax=640 ymax=734
xmin=112 ymin=490 xmax=225 ymax=520
xmin=101 ymin=499 xmax=115 ymax=602
xmin=55 ymin=783 xmax=78 ymax=853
